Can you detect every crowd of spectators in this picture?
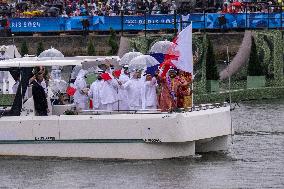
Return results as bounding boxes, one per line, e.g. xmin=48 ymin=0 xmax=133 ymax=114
xmin=217 ymin=0 xmax=284 ymax=14
xmin=0 ymin=0 xmax=177 ymax=18
xmin=0 ymin=0 xmax=283 ymax=18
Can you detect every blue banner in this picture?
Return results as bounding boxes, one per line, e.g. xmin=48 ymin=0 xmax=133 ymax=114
xmin=8 ymin=13 xmax=284 ymax=33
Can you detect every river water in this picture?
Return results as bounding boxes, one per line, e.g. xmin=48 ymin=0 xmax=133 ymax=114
xmin=0 ymin=99 xmax=283 ymax=189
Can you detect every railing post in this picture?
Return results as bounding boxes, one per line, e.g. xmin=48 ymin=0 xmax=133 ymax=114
xmin=174 ymin=10 xmax=177 ymax=35
xmin=180 ymin=13 xmax=183 ymax=32
xmin=281 ymin=5 xmax=283 ymax=29
xmin=121 ymin=10 xmax=124 ymax=36
xmin=144 ymin=10 xmax=147 ymax=38
xmin=267 ymin=6 xmax=270 ymax=30
xmin=203 ymin=10 xmax=206 ymax=33
xmin=245 ymin=4 xmax=248 ymax=29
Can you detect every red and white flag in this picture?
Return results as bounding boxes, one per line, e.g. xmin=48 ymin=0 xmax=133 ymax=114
xmin=171 ymin=24 xmax=193 ymax=73
xmin=162 ymin=24 xmax=193 ymax=75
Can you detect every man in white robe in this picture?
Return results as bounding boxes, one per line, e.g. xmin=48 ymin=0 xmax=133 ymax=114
xmin=88 ymin=75 xmax=103 ymax=110
xmin=112 ymin=68 xmax=129 ymax=110
xmin=123 ymin=70 xmax=143 ymax=110
xmin=99 ymin=65 xmax=119 ymax=111
xmin=142 ymin=74 xmax=157 ymax=110
xmin=74 ymin=69 xmax=88 ymax=110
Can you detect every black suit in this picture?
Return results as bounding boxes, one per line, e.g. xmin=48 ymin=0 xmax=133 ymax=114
xmin=31 ymin=80 xmax=48 ymax=116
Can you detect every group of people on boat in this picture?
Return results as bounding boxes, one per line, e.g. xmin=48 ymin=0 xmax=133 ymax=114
xmin=72 ymin=63 xmax=193 ymax=113
xmin=28 ymin=62 xmax=193 ymax=116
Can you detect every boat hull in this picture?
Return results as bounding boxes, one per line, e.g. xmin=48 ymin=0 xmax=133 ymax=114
xmin=0 ymin=106 xmax=232 ymax=159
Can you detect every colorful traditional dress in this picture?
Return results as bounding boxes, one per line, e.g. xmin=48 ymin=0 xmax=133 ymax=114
xmin=157 ymin=75 xmax=180 ymax=112
xmin=177 ymin=72 xmax=192 ymax=108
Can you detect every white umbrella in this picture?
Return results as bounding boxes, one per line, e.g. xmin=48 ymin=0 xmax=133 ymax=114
xmin=120 ymin=52 xmax=143 ymax=66
xmin=129 ymin=55 xmax=160 ymax=71
xmin=149 ymin=40 xmax=174 ymax=54
xmin=82 ymin=56 xmax=120 ymax=70
xmin=49 ymin=79 xmax=68 ymax=95
xmin=38 ymin=47 xmax=64 ymax=59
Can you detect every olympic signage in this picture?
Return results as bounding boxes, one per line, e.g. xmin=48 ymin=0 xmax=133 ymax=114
xmin=7 ymin=13 xmax=284 ymax=33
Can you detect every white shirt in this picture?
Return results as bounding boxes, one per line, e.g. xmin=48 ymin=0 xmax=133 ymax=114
xmin=100 ymin=78 xmax=119 ymax=105
xmin=88 ymin=80 xmax=103 ymax=109
xmin=142 ymin=78 xmax=157 ymax=109
xmin=74 ymin=70 xmax=88 ymax=104
xmin=123 ymin=78 xmax=143 ymax=109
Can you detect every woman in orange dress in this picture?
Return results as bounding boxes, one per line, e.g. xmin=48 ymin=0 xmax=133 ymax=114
xmin=176 ymin=71 xmax=192 ymax=109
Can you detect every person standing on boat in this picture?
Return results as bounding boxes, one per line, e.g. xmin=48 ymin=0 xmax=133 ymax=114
xmin=31 ymin=71 xmax=49 ymax=116
xmin=142 ymin=73 xmax=158 ymax=110
xmin=113 ymin=68 xmax=130 ymax=111
xmin=88 ymin=75 xmax=103 ymax=110
xmin=100 ymin=72 xmax=119 ymax=111
xmin=122 ymin=70 xmax=143 ymax=110
xmin=176 ymin=71 xmax=192 ymax=109
xmin=74 ymin=69 xmax=89 ymax=111
xmin=157 ymin=68 xmax=180 ymax=112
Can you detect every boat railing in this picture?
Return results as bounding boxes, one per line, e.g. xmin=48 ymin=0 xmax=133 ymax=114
xmin=78 ymin=102 xmax=229 ymax=115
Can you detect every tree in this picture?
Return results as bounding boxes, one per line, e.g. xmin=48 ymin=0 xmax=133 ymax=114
xmin=108 ymin=28 xmax=119 ymax=55
xmin=36 ymin=42 xmax=44 ymax=56
xmin=247 ymin=37 xmax=264 ymax=76
xmin=20 ymin=41 xmax=29 ymax=57
xmin=205 ymin=38 xmax=219 ymax=80
xmin=87 ymin=40 xmax=96 ymax=56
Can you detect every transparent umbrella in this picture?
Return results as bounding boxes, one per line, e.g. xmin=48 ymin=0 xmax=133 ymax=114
xmin=129 ymin=55 xmax=160 ymax=71
xmin=82 ymin=56 xmax=120 ymax=70
xmin=49 ymin=79 xmax=68 ymax=96
xmin=149 ymin=40 xmax=174 ymax=54
xmin=120 ymin=52 xmax=143 ymax=66
xmin=38 ymin=47 xmax=64 ymax=59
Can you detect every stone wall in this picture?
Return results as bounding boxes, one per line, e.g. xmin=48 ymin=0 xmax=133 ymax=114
xmin=0 ymin=32 xmax=244 ymax=58
xmin=0 ymin=35 xmax=118 ymax=56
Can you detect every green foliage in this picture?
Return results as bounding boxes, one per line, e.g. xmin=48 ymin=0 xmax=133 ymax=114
xmin=87 ymin=40 xmax=96 ymax=56
xmin=20 ymin=41 xmax=29 ymax=56
xmin=248 ymin=37 xmax=264 ymax=76
xmin=36 ymin=42 xmax=44 ymax=56
xmin=108 ymin=28 xmax=118 ymax=55
xmin=205 ymin=38 xmax=219 ymax=80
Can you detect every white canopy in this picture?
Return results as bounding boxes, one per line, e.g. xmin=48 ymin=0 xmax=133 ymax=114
xmin=0 ymin=56 xmax=120 ymax=68
xmin=0 ymin=59 xmax=82 ymax=68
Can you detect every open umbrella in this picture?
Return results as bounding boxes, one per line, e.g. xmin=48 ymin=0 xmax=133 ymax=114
xmin=119 ymin=52 xmax=143 ymax=66
xmin=149 ymin=40 xmax=174 ymax=54
xmin=38 ymin=47 xmax=64 ymax=59
xmin=129 ymin=55 xmax=160 ymax=71
xmin=82 ymin=56 xmax=120 ymax=70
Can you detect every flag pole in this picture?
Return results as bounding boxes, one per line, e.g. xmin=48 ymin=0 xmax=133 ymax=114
xmin=191 ymin=22 xmax=194 ymax=108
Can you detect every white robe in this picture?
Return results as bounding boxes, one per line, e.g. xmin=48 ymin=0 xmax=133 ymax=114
xmin=116 ymin=73 xmax=130 ymax=110
xmin=142 ymin=78 xmax=157 ymax=110
xmin=100 ymin=78 xmax=119 ymax=111
xmin=74 ymin=70 xmax=88 ymax=110
xmin=123 ymin=78 xmax=143 ymax=110
xmin=88 ymin=80 xmax=103 ymax=110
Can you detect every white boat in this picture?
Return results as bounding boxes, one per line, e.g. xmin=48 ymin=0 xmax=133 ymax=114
xmin=0 ymin=57 xmax=233 ymax=160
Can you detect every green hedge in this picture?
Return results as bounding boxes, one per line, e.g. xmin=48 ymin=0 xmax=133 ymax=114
xmin=194 ymin=86 xmax=284 ymax=104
